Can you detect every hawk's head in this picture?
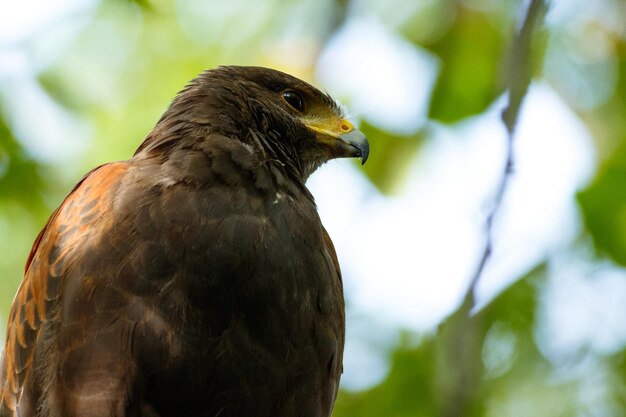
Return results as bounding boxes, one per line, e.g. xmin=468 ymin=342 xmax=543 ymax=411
xmin=137 ymin=66 xmax=369 ymax=180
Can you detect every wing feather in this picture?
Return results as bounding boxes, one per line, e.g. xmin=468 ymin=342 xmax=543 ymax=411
xmin=0 ymin=162 xmax=128 ymax=413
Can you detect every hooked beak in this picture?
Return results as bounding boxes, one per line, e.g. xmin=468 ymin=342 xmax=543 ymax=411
xmin=306 ymin=118 xmax=370 ymax=165
xmin=339 ymin=128 xmax=369 ymax=165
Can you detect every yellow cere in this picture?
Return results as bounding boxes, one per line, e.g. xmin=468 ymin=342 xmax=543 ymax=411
xmin=305 ymin=117 xmax=355 ymax=139
xmin=339 ymin=119 xmax=355 ymax=133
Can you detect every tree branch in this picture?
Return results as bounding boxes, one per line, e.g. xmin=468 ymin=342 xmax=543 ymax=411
xmin=436 ymin=5 xmax=548 ymax=417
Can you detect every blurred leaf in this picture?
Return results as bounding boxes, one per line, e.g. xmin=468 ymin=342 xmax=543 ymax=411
xmin=424 ymin=5 xmax=507 ymax=123
xmin=477 ymin=265 xmax=582 ymax=417
xmin=111 ymin=0 xmax=152 ymax=10
xmin=477 ymin=264 xmax=545 ymax=369
xmin=359 ymin=121 xmax=424 ymax=195
xmin=400 ymin=0 xmax=455 ymax=47
xmin=38 ymin=72 xmax=85 ymax=112
xmin=479 ymin=264 xmax=542 ymax=330
xmin=0 ymin=110 xmax=50 ymax=317
xmin=430 ymin=264 xmax=546 ymax=417
xmin=578 ymin=142 xmax=626 ymax=266
xmin=0 ymin=111 xmax=46 ymax=212
xmin=334 ymin=337 xmax=439 ymax=417
xmin=129 ymin=0 xmax=151 ymax=8
xmin=614 ymin=350 xmax=626 ymax=410
xmin=576 ymin=42 xmax=626 ymax=266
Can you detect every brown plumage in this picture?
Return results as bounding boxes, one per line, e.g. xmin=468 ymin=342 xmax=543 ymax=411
xmin=0 ymin=66 xmax=369 ymax=417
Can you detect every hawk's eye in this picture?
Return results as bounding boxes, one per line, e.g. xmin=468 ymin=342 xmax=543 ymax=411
xmin=282 ymin=91 xmax=304 ymax=112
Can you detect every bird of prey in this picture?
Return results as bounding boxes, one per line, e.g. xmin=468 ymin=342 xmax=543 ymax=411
xmin=0 ymin=66 xmax=369 ymax=417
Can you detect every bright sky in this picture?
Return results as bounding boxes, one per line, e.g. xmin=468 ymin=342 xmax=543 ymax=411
xmin=2 ymin=0 xmax=626 ymax=391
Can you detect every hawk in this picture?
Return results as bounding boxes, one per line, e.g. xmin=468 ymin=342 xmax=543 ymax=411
xmin=0 ymin=66 xmax=369 ymax=417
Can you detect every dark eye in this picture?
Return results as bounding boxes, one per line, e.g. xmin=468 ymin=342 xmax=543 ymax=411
xmin=282 ymin=91 xmax=304 ymax=112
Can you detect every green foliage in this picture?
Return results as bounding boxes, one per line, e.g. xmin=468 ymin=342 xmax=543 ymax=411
xmin=578 ymin=143 xmax=626 ymax=266
xmin=334 ymin=339 xmax=438 ymax=417
xmin=0 ymin=111 xmax=46 ymax=212
xmin=578 ymin=38 xmax=626 ymax=266
xmin=0 ymin=109 xmax=51 ymax=315
xmin=423 ymin=5 xmax=507 ymax=123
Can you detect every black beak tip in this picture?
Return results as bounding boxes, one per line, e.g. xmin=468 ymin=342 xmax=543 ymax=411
xmin=356 ymin=142 xmax=370 ymax=165
xmin=339 ymin=129 xmax=370 ymax=166
xmin=360 ymin=146 xmax=370 ymax=165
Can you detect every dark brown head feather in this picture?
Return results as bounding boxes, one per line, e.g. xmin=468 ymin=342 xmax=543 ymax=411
xmin=135 ymin=66 xmax=344 ymax=180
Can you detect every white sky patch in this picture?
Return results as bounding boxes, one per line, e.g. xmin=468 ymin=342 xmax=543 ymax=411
xmin=538 ymin=256 xmax=626 ymax=362
xmin=316 ymin=17 xmax=438 ymax=134
xmin=310 ymin=160 xmax=479 ymax=330
xmin=0 ymin=0 xmax=96 ymax=46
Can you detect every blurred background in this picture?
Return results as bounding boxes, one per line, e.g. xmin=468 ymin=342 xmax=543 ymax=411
xmin=1 ymin=0 xmax=625 ymax=415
